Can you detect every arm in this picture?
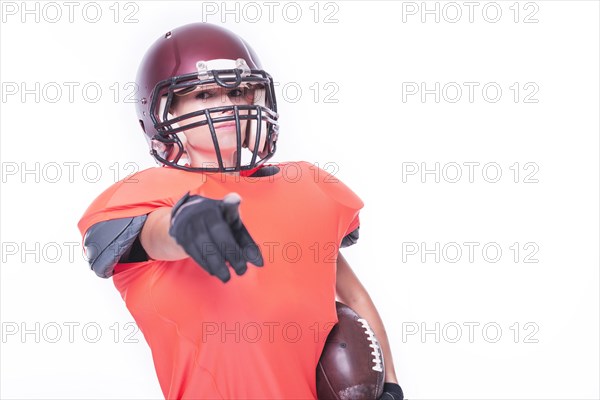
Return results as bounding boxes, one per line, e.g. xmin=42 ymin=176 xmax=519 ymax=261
xmin=83 ymin=194 xmax=261 ymax=282
xmin=140 ymin=206 xmax=188 ymax=261
xmin=335 ymin=251 xmax=398 ymax=384
xmin=140 ymin=192 xmax=263 ymax=282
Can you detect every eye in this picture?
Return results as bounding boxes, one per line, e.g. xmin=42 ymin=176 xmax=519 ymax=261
xmin=227 ymin=88 xmax=244 ymax=98
xmin=195 ymin=90 xmax=214 ymax=100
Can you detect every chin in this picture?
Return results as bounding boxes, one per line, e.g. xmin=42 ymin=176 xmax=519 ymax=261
xmin=199 ymin=152 xmax=240 ymax=167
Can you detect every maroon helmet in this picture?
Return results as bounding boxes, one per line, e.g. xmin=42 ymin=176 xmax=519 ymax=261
xmin=135 ymin=23 xmax=279 ymax=172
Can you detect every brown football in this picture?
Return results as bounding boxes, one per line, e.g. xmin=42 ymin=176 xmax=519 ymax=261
xmin=316 ymin=302 xmax=385 ymax=400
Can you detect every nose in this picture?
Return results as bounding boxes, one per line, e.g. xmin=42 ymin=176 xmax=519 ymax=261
xmin=218 ymin=110 xmax=235 ymax=121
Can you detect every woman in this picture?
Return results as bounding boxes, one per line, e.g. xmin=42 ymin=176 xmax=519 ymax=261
xmin=78 ymin=22 xmax=403 ymax=399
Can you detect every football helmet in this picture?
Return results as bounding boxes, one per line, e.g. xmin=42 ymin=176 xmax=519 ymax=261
xmin=135 ymin=23 xmax=279 ymax=172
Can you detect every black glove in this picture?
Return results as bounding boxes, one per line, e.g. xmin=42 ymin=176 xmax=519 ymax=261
xmin=379 ymin=382 xmax=404 ymax=400
xmin=169 ymin=192 xmax=264 ymax=282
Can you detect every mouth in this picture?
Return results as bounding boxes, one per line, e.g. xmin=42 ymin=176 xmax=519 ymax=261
xmin=212 ymin=119 xmax=237 ymax=130
xmin=214 ymin=122 xmax=236 ymax=129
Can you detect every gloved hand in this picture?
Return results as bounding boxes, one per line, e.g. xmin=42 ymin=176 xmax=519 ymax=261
xmin=379 ymin=382 xmax=404 ymax=400
xmin=169 ymin=192 xmax=264 ymax=282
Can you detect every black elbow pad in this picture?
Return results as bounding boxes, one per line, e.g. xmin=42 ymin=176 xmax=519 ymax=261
xmin=83 ymin=215 xmax=147 ymax=278
xmin=340 ymin=226 xmax=360 ymax=248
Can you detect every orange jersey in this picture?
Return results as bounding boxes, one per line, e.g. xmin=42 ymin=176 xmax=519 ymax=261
xmin=78 ymin=161 xmax=363 ymax=399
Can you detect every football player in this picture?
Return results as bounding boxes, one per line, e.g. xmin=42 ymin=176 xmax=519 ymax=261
xmin=78 ymin=23 xmax=404 ymax=400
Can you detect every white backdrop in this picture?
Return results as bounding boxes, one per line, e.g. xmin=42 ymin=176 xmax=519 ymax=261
xmin=1 ymin=1 xmax=599 ymax=399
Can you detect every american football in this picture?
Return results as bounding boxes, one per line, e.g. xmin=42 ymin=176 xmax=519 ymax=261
xmin=316 ymin=302 xmax=385 ymax=400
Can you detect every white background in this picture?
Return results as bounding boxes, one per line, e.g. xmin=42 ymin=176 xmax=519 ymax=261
xmin=1 ymin=1 xmax=599 ymax=399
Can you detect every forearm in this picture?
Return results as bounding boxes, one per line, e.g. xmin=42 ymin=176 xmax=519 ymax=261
xmin=139 ymin=206 xmax=188 ymax=261
xmin=335 ymin=254 xmax=398 ymax=384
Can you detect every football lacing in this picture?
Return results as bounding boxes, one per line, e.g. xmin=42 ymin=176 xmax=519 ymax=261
xmin=357 ymin=318 xmax=383 ymax=372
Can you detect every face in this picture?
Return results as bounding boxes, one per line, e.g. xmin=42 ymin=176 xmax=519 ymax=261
xmin=169 ymin=85 xmax=255 ymax=169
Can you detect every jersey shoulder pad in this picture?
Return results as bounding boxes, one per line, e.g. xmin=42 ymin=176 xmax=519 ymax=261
xmin=78 ymin=167 xmax=206 ymax=236
xmin=299 ymin=161 xmax=364 ymax=211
